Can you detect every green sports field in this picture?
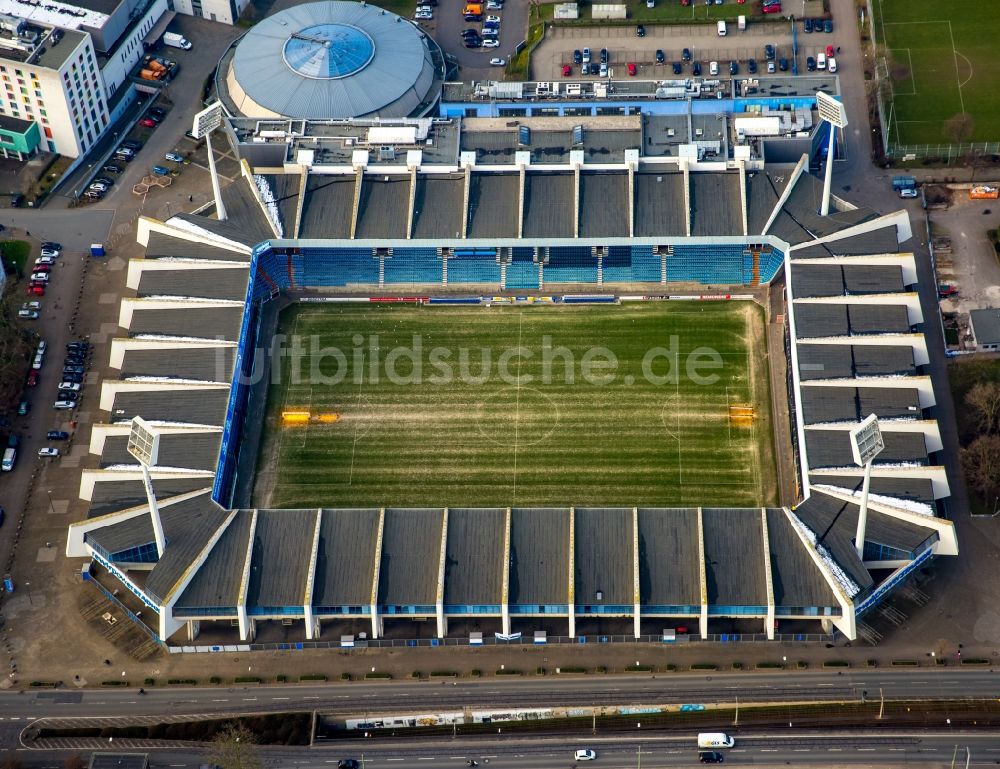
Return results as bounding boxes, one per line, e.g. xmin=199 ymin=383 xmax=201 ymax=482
xmin=873 ymin=0 xmax=1000 ymax=145
xmin=253 ymin=302 xmax=777 ymax=509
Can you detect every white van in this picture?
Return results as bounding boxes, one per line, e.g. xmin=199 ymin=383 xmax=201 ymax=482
xmin=698 ymin=733 xmax=735 ymax=749
xmin=2 ymin=448 xmax=16 ymax=472
xmin=828 ymin=56 xmax=837 ymax=73
xmin=817 ymin=52 xmax=827 ymax=70
xmin=738 ymin=14 xmax=746 ymax=30
xmin=717 ymin=20 xmax=727 ymax=36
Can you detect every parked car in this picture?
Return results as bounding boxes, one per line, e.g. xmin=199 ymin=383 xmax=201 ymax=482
xmin=27 ymin=285 xmax=45 ymax=296
xmin=38 ymin=447 xmax=60 ymax=457
xmin=806 ymin=56 xmax=815 ymax=71
xmin=140 ymin=117 xmax=157 ymax=128
xmin=762 ymin=2 xmax=781 ymax=12
xmin=573 ymin=49 xmax=582 ymax=64
xmin=899 ymin=187 xmax=918 ymax=198
xmin=58 ymin=382 xmax=81 ymax=392
xmin=482 ymin=38 xmax=499 ymax=48
xmin=582 ymin=47 xmax=591 ymax=63
xmin=672 ymin=61 xmax=682 ymax=74
xmin=122 ymin=140 xmax=142 ymax=150
xmin=627 ymin=62 xmax=637 ymax=76
xmin=53 ymin=400 xmax=77 ymax=410
xmin=152 ymin=165 xmax=171 ymax=176
xmin=938 ymin=283 xmax=958 ymax=297
xmin=778 ymin=57 xmax=788 ymax=71
xmin=17 ymin=309 xmax=38 ymax=319
xmin=94 ymin=176 xmax=115 ymax=186
xmin=655 ymin=49 xmax=665 ymax=64
xmin=635 ymin=23 xmax=645 ymax=36
xmin=47 ymin=431 xmax=70 ymax=440
xmin=31 ymin=355 xmax=43 ymax=371
xmin=23 ymin=301 xmax=41 ymax=311
xmin=32 ymin=264 xmax=51 ymax=273
xmin=824 ymin=18 xmax=833 ymax=32
xmin=26 ymin=371 xmax=38 ymax=387
xmin=682 ymin=47 xmax=692 ymax=62
xmin=103 ymin=163 xmax=123 ymax=174
xmin=40 ymin=248 xmax=60 ymax=258
xmin=748 ymin=58 xmax=758 ymax=74
xmin=730 ymin=60 xmax=738 ymax=74
xmin=489 ymin=57 xmax=506 ymax=66
xmin=599 ymin=62 xmax=609 ymax=77
xmin=709 ymin=60 xmax=719 ymax=76
xmin=764 ymin=43 xmax=775 ymax=60
xmin=692 ymin=61 xmax=701 ymax=76
xmin=17 ymin=401 xmax=30 ymax=416
xmin=63 ymin=365 xmax=85 ymax=375
xmin=600 ymin=47 xmax=608 ymax=64
xmin=89 ymin=183 xmax=109 ymax=193
xmin=30 ymin=272 xmax=50 ymax=282
xmin=562 ymin=64 xmax=572 ymax=76
xmin=149 ymin=106 xmax=166 ymax=119
xmin=67 ymin=342 xmax=89 ymax=351
xmin=57 ymin=390 xmax=78 ymax=401
xmin=828 ymin=57 xmax=837 ymax=73
xmin=35 ymin=256 xmax=55 ymax=266
xmin=700 ymin=752 xmax=725 ymax=764
xmin=40 ymin=241 xmax=61 ymax=251
xmin=803 ymin=17 xmax=812 ymax=32
xmin=60 ymin=373 xmax=83 ymax=384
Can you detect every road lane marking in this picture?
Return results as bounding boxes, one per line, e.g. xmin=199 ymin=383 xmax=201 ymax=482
xmin=211 ymin=699 xmax=229 ymax=703
xmin=242 ymin=698 xmax=258 ymax=701
xmin=857 ymin=748 xmax=876 ymax=752
xmin=273 ymin=697 xmax=290 ymax=700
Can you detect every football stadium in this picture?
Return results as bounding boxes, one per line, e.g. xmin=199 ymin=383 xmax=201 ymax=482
xmin=66 ymin=109 xmax=957 ymax=651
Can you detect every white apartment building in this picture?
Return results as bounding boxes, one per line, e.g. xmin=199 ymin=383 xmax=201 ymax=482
xmin=0 ymin=20 xmax=108 ymax=157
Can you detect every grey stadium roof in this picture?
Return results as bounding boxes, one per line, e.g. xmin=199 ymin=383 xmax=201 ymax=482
xmin=227 ymin=1 xmax=441 ymax=120
xmin=68 ymin=157 xmax=958 ymax=643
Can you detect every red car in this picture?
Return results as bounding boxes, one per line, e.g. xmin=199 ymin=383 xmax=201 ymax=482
xmin=32 ymin=264 xmax=51 ymax=273
xmin=26 ymin=370 xmax=38 ymax=387
xmin=680 ymin=0 xmax=690 ymax=5
xmin=27 ymin=284 xmax=44 ymax=296
xmin=825 ymin=44 xmax=834 ymax=57
xmin=140 ymin=117 xmax=157 ymax=128
xmin=762 ymin=2 xmax=781 ymax=12
xmin=627 ymin=62 xmax=637 ymax=76
xmin=562 ymin=64 xmax=572 ymax=76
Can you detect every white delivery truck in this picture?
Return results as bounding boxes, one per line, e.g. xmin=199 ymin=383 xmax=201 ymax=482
xmin=698 ymin=733 xmax=736 ymax=749
xmin=163 ymin=31 xmax=192 ymax=50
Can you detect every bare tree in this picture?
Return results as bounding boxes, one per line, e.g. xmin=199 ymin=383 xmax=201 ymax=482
xmin=962 ymin=434 xmax=1000 ymax=502
xmin=943 ymin=112 xmax=975 ymax=144
xmin=206 ymin=722 xmax=263 ymax=769
xmin=966 ymin=381 xmax=1000 ymax=434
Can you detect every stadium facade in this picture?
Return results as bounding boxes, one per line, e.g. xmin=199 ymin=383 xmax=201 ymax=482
xmin=66 ymin=111 xmax=958 ymax=649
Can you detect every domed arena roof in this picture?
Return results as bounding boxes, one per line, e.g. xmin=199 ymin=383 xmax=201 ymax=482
xmin=226 ymin=0 xmax=442 ymax=120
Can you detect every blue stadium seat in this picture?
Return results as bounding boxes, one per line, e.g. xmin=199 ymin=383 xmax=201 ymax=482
xmin=449 ymin=250 xmax=501 ymax=285
xmin=667 ymin=244 xmax=747 ymax=284
xmin=543 ymin=246 xmax=598 ymax=285
xmin=384 ymin=248 xmax=443 ymax=285
xmin=302 ymin=248 xmax=379 ymax=287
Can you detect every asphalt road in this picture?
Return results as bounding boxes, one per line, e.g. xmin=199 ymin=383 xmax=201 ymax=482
xmin=15 ymin=731 xmax=1000 ymax=768
xmin=6 ymin=670 xmax=1000 ymax=725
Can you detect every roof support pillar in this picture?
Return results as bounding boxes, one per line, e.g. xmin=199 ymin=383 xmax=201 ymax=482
xmin=292 ymin=167 xmax=307 ymax=238
xmin=761 ymin=508 xmax=775 ymax=641
xmin=573 ymin=163 xmax=581 ymax=238
xmin=738 ymin=158 xmax=749 ymax=237
xmin=501 ymin=507 xmax=512 ymax=636
xmin=237 ymin=509 xmax=258 ymax=642
xmin=517 ymin=163 xmax=526 ymax=239
xmin=370 ymin=508 xmax=386 ymax=639
xmin=349 ymin=168 xmax=364 ymax=240
xmin=681 ymin=159 xmax=692 ymax=238
xmin=406 ymin=165 xmax=418 ymax=240
xmin=461 ymin=165 xmax=471 ymax=239
xmin=436 ymin=508 xmax=449 ymax=639
xmin=627 ymin=164 xmax=635 ymax=238
xmin=696 ymin=507 xmax=708 ymax=639
xmin=632 ymin=507 xmax=641 ymax=639
xmin=567 ymin=507 xmax=576 ymax=639
xmin=304 ymin=509 xmax=322 ymax=640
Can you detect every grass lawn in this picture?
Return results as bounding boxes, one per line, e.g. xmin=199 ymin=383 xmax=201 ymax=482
xmin=872 ymin=0 xmax=1000 ymax=145
xmin=948 ymin=357 xmax=1000 ymax=515
xmin=254 ymin=302 xmax=777 ymax=509
xmin=1 ymin=240 xmax=30 ymax=276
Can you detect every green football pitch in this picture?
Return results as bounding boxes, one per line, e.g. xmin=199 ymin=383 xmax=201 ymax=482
xmin=253 ymin=302 xmax=777 ymax=509
xmin=873 ymin=0 xmax=1000 ymax=145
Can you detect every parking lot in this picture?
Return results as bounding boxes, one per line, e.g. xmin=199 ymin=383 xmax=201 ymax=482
xmin=533 ymin=18 xmax=843 ymax=80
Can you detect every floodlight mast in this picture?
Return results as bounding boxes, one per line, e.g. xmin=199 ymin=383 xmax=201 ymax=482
xmin=815 ymin=92 xmax=848 ymax=217
xmin=850 ymin=414 xmax=885 ymax=561
xmin=192 ymin=102 xmax=228 ymax=221
xmin=127 ymin=417 xmax=167 ymax=558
